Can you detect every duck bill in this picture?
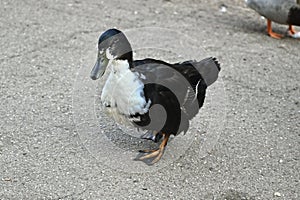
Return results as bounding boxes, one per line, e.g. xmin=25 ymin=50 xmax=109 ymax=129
xmin=90 ymin=54 xmax=109 ymax=80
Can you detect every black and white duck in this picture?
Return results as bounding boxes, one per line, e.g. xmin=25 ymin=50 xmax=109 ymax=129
xmin=90 ymin=28 xmax=221 ymax=164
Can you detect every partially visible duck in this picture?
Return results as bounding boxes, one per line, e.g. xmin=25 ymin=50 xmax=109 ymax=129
xmin=246 ymin=0 xmax=300 ymax=39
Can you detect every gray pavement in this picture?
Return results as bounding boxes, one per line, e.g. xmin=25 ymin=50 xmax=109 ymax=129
xmin=0 ymin=0 xmax=299 ymax=199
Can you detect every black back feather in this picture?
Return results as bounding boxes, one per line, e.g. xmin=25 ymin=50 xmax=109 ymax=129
xmin=130 ymin=57 xmax=220 ymax=135
xmin=288 ymin=6 xmax=300 ymax=26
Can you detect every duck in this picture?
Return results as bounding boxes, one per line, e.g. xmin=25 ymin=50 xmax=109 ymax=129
xmin=90 ymin=28 xmax=221 ymax=164
xmin=246 ymin=0 xmax=300 ymax=39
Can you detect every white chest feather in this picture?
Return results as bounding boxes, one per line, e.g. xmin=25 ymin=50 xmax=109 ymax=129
xmin=101 ymin=60 xmax=150 ymax=115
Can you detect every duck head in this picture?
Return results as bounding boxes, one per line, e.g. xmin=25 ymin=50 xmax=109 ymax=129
xmin=90 ymin=28 xmax=133 ymax=80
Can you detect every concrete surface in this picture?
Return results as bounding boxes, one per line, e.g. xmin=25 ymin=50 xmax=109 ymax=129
xmin=0 ymin=0 xmax=299 ymax=199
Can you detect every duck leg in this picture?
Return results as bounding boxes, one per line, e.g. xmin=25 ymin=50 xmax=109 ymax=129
xmin=140 ymin=130 xmax=163 ymax=143
xmin=287 ymin=25 xmax=300 ymax=38
xmin=137 ymin=133 xmax=170 ymax=164
xmin=267 ymin=19 xmax=283 ymax=39
xmin=288 ymin=25 xmax=296 ymax=35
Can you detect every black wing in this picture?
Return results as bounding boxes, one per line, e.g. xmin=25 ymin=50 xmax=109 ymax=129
xmin=130 ymin=58 xmax=220 ymax=135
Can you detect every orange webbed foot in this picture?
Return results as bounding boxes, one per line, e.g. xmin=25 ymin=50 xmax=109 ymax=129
xmin=267 ymin=19 xmax=283 ymax=39
xmin=135 ymin=133 xmax=170 ymax=165
xmin=268 ymin=31 xmax=284 ymax=39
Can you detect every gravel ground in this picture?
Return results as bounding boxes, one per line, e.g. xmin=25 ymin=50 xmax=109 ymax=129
xmin=0 ymin=0 xmax=299 ymax=199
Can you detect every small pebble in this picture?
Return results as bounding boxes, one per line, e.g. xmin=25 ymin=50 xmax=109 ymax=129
xmin=274 ymin=192 xmax=281 ymax=197
xmin=219 ymin=4 xmax=227 ymax=12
